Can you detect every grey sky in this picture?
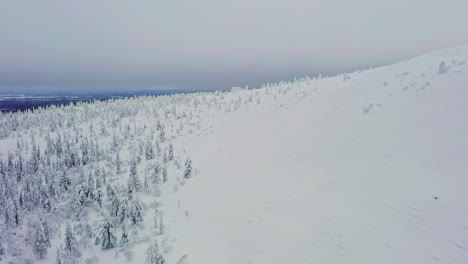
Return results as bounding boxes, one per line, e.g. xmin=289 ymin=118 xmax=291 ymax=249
xmin=1 ymin=0 xmax=468 ymax=93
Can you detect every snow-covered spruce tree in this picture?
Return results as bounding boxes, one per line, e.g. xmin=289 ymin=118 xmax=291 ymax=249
xmin=162 ymin=166 xmax=168 ymax=182
xmin=5 ymin=197 xmax=22 ymax=228
xmin=128 ymin=159 xmax=142 ymax=193
xmin=145 ymin=241 xmax=165 ymax=264
xmin=0 ymin=235 xmax=5 ymax=261
xmin=41 ymin=218 xmax=52 ymax=248
xmin=168 ymin=144 xmax=174 ymax=161
xmin=145 ymin=137 xmax=155 ymax=160
xmin=120 ymin=225 xmax=129 ymax=247
xmin=129 ymin=198 xmax=144 ymax=226
xmin=107 ymin=184 xmax=116 ymax=200
xmin=95 ymin=189 xmax=103 ymax=208
xmin=159 ymin=128 xmax=165 ymax=142
xmin=152 ymin=163 xmax=161 ymax=184
xmin=95 ymin=172 xmax=103 ymax=189
xmin=439 ymin=61 xmax=447 ymax=74
xmin=159 ymin=214 xmax=164 ymax=235
xmin=55 ymin=248 xmax=62 ymax=264
xmin=111 ymin=196 xmax=120 ymax=217
xmin=59 ymin=171 xmax=71 ymax=191
xmin=112 ymin=132 xmax=119 ymax=151
xmin=144 ymin=172 xmax=150 ymax=193
xmin=100 ymin=219 xmax=117 ymax=250
xmin=118 ymin=199 xmax=129 ymax=224
xmin=34 ymin=223 xmax=50 ymax=259
xmin=5 ymin=198 xmax=17 ymax=228
xmin=184 ymin=158 xmax=192 ymax=179
xmin=64 ymin=223 xmax=77 ymax=254
xmin=115 ymin=152 xmax=121 ymax=174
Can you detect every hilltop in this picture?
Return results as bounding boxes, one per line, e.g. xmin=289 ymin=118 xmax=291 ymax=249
xmin=0 ymin=45 xmax=467 ymax=264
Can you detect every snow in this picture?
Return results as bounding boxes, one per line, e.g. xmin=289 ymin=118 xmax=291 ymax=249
xmin=161 ymin=45 xmax=468 ymax=264
xmin=1 ymin=45 xmax=468 ymax=263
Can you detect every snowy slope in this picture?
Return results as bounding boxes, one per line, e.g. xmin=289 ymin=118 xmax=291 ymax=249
xmin=0 ymin=45 xmax=467 ymax=264
xmin=161 ymin=46 xmax=468 ymax=264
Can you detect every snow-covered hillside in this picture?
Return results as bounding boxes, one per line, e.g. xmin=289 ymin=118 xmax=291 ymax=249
xmin=1 ymin=45 xmax=468 ymax=264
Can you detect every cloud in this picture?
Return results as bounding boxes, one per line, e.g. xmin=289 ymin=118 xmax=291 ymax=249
xmin=1 ymin=0 xmax=468 ymax=92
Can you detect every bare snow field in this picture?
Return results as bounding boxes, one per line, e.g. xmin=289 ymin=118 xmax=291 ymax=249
xmin=0 ymin=45 xmax=468 ymax=263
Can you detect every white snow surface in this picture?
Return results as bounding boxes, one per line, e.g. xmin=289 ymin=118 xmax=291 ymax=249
xmin=1 ymin=45 xmax=468 ymax=263
xmin=163 ymin=46 xmax=468 ymax=264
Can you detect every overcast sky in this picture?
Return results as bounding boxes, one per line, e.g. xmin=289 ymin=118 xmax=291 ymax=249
xmin=1 ymin=0 xmax=468 ymax=94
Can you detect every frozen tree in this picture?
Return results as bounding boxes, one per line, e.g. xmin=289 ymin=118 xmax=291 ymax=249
xmin=55 ymin=248 xmax=62 ymax=264
xmin=5 ymin=198 xmax=21 ymax=228
xmin=145 ymin=241 xmax=165 ymax=264
xmin=159 ymin=129 xmax=165 ymax=142
xmin=0 ymin=235 xmax=5 ymax=261
xmin=168 ymin=144 xmax=174 ymax=161
xmin=129 ymin=198 xmax=144 ymax=226
xmin=111 ymin=196 xmax=120 ymax=217
xmin=112 ymin=132 xmax=119 ymax=150
xmin=5 ymin=198 xmax=16 ymax=228
xmin=100 ymin=220 xmax=117 ymax=250
xmin=128 ymin=159 xmax=142 ymax=193
xmin=152 ymin=164 xmax=161 ymax=184
xmin=159 ymin=214 xmax=165 ymax=235
xmin=439 ymin=61 xmax=447 ymax=74
xmin=184 ymin=158 xmax=192 ymax=179
xmin=120 ymin=225 xmax=129 ymax=247
xmin=88 ymin=174 xmax=95 ymax=200
xmin=95 ymin=189 xmax=103 ymax=208
xmin=34 ymin=223 xmax=50 ymax=259
xmin=59 ymin=171 xmax=71 ymax=191
xmin=41 ymin=218 xmax=52 ymax=247
xmin=144 ymin=173 xmax=150 ymax=193
xmin=343 ymin=74 xmax=350 ymax=81
xmin=106 ymin=184 xmax=116 ymax=200
xmin=162 ymin=166 xmax=168 ymax=182
xmin=115 ymin=152 xmax=122 ymax=174
xmin=119 ymin=199 xmax=129 ymax=224
xmin=64 ymin=223 xmax=76 ymax=253
xmin=145 ymin=137 xmax=155 ymax=160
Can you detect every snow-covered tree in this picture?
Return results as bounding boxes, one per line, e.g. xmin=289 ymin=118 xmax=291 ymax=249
xmin=162 ymin=166 xmax=168 ymax=182
xmin=128 ymin=159 xmax=142 ymax=193
xmin=439 ymin=61 xmax=447 ymax=74
xmin=34 ymin=223 xmax=50 ymax=259
xmin=95 ymin=189 xmax=103 ymax=208
xmin=145 ymin=241 xmax=165 ymax=264
xmin=111 ymin=196 xmax=120 ymax=217
xmin=55 ymin=248 xmax=62 ymax=264
xmin=184 ymin=158 xmax=192 ymax=179
xmin=129 ymin=198 xmax=144 ymax=226
xmin=119 ymin=199 xmax=129 ymax=224
xmin=120 ymin=225 xmax=129 ymax=247
xmin=159 ymin=214 xmax=164 ymax=235
xmin=168 ymin=144 xmax=174 ymax=161
xmin=100 ymin=220 xmax=117 ymax=250
xmin=0 ymin=235 xmax=5 ymax=261
xmin=115 ymin=152 xmax=122 ymax=174
xmin=64 ymin=223 xmax=77 ymax=254
xmin=145 ymin=137 xmax=155 ymax=160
